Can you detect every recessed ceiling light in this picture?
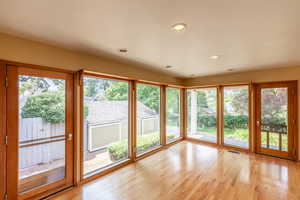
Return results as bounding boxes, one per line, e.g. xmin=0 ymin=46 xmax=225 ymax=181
xmin=172 ymin=23 xmax=187 ymax=32
xmin=165 ymin=65 xmax=173 ymax=69
xmin=119 ymin=48 xmax=128 ymax=53
xmin=209 ymin=55 xmax=219 ymax=60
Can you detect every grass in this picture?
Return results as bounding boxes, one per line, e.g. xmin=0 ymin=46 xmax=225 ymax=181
xmin=197 ymin=127 xmax=287 ymax=150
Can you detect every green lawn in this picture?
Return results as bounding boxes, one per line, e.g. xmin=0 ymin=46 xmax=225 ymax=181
xmin=198 ymin=127 xmax=287 ymax=150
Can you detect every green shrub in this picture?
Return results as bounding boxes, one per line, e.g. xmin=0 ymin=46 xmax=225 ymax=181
xmin=107 ymin=133 xmax=175 ymax=161
xmin=21 ymin=91 xmax=65 ymax=123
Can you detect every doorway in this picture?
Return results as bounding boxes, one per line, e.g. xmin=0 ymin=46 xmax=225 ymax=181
xmin=6 ymin=65 xmax=74 ymax=199
xmin=254 ymin=81 xmax=298 ymax=160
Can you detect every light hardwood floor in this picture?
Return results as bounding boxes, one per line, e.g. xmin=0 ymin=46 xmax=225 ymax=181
xmin=50 ymin=141 xmax=300 ymax=200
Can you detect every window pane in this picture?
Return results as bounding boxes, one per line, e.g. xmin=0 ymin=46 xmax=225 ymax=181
xmin=83 ymin=77 xmax=129 ymax=176
xmin=187 ymin=88 xmax=217 ymax=143
xmin=136 ymin=84 xmax=160 ymax=155
xmin=19 ymin=76 xmax=66 ymax=193
xmin=261 ymin=88 xmax=288 ymax=151
xmin=223 ymin=86 xmax=249 ymax=148
xmin=166 ymin=88 xmax=180 ymax=142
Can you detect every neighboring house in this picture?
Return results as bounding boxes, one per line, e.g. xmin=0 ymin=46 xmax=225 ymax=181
xmin=85 ymin=101 xmax=159 ymax=152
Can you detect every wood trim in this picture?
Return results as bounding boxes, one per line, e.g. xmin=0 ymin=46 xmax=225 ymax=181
xmin=6 ymin=65 xmax=18 ymax=200
xmin=73 ymin=72 xmax=81 ymax=186
xmin=0 ymin=64 xmax=6 ymax=200
xmin=83 ymin=71 xmax=131 ymax=82
xmin=160 ymin=86 xmax=166 ymax=146
xmin=131 ymin=80 xmax=137 ymax=161
xmin=82 ymin=159 xmax=133 ymax=184
xmin=79 ymin=72 xmax=84 ymax=182
xmin=135 ymin=146 xmax=163 ymax=161
xmin=83 ymin=70 xmax=183 ymax=88
xmin=0 ymin=59 xmax=74 ymax=74
xmin=181 ymin=88 xmax=186 ymax=139
xmin=184 ymin=84 xmax=219 ymax=89
xmin=217 ymin=86 xmax=222 ymax=145
xmin=18 ymin=66 xmax=71 ymax=80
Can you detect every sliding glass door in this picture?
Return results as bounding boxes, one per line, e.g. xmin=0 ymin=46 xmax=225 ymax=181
xmin=7 ymin=66 xmax=74 ymax=199
xmin=187 ymin=88 xmax=218 ymax=143
xmin=136 ymin=83 xmax=161 ymax=155
xmin=166 ymin=87 xmax=181 ymax=143
xmin=83 ymin=76 xmax=130 ymax=177
xmin=222 ymin=85 xmax=249 ymax=149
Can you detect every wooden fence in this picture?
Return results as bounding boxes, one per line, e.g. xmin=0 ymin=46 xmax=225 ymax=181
xmin=19 ymin=118 xmax=65 ymax=169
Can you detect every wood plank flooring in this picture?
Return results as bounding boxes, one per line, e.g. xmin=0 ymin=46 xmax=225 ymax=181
xmin=50 ymin=141 xmax=300 ymax=200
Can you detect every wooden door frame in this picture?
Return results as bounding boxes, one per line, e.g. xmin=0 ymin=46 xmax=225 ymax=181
xmin=0 ymin=64 xmax=7 ymax=200
xmin=253 ymin=80 xmax=298 ymax=160
xmin=6 ymin=65 xmax=74 ymax=200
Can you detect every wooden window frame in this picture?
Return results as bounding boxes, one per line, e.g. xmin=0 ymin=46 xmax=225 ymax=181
xmin=185 ymin=86 xmax=220 ymax=145
xmin=80 ymin=72 xmax=133 ymax=182
xmin=165 ymin=86 xmax=183 ymax=144
xmin=135 ymin=81 xmax=164 ymax=158
xmin=185 ymin=83 xmax=253 ymax=152
xmin=221 ymin=84 xmax=252 ymax=151
xmin=0 ymin=64 xmax=6 ymax=200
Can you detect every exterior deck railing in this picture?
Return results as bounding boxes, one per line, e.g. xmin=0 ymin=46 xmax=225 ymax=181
xmin=261 ymin=123 xmax=287 ymax=151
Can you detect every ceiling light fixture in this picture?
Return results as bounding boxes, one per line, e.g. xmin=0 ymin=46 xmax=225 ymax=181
xmin=172 ymin=23 xmax=187 ymax=32
xmin=119 ymin=48 xmax=128 ymax=53
xmin=209 ymin=55 xmax=219 ymax=60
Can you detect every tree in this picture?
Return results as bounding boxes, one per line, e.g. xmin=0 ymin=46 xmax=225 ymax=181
xmin=261 ymin=88 xmax=287 ymax=123
xmin=106 ymin=82 xmax=128 ymax=100
xmin=231 ymin=89 xmax=248 ymax=115
xmin=21 ymin=91 xmax=65 ymax=123
xmin=105 ymin=82 xmax=160 ymax=113
xmin=136 ymin=84 xmax=160 ymax=112
xmin=84 ymin=77 xmax=111 ymax=100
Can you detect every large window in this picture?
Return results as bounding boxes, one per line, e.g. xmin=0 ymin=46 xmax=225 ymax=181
xmin=223 ymin=86 xmax=249 ymax=149
xmin=166 ymin=88 xmax=181 ymax=142
xmin=187 ymin=88 xmax=217 ymax=143
xmin=83 ymin=76 xmax=130 ymax=176
xmin=136 ymin=83 xmax=161 ymax=155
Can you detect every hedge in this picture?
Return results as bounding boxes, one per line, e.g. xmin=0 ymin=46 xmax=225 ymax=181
xmin=197 ymin=114 xmax=286 ymax=129
xmin=107 ymin=133 xmax=175 ymax=161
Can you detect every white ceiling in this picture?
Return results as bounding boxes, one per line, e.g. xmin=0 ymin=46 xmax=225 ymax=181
xmin=0 ymin=0 xmax=300 ymax=78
